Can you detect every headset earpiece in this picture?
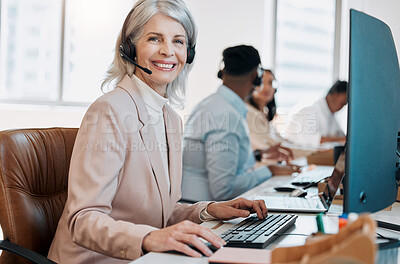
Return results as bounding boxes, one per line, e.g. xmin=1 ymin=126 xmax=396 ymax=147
xmin=253 ymin=67 xmax=264 ymax=86
xmin=253 ymin=75 xmax=262 ymax=86
xmin=119 ymin=40 xmax=136 ymax=61
xmin=187 ymin=45 xmax=196 ymax=64
xmin=217 ymin=70 xmax=223 ymax=79
xmin=119 ymin=39 xmax=152 ymax=75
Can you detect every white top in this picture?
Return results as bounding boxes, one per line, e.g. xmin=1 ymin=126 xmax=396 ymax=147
xmin=285 ymin=97 xmax=345 ymax=147
xmin=131 ymin=74 xmax=170 ymax=192
xmin=246 ymin=103 xmax=284 ymax=150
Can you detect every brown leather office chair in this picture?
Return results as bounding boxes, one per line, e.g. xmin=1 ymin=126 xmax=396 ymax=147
xmin=0 ymin=128 xmax=78 ymax=264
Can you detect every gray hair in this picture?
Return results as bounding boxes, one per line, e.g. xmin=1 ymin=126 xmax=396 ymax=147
xmin=101 ymin=0 xmax=197 ymax=109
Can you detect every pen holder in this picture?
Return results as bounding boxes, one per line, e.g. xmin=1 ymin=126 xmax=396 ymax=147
xmin=271 ymin=214 xmax=376 ymax=264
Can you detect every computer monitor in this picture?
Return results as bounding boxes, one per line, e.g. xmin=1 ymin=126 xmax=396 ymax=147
xmin=344 ymin=9 xmax=400 ymax=214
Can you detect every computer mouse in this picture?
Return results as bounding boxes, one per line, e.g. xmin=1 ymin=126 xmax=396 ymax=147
xmin=274 ymin=185 xmax=299 ymax=192
xmin=290 ymin=188 xmax=308 ymax=198
xmin=166 ymin=242 xmax=220 ymax=256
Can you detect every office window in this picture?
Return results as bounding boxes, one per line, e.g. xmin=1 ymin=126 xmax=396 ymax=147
xmin=0 ymin=0 xmax=62 ymax=101
xmin=62 ymin=0 xmax=131 ymax=103
xmin=0 ymin=0 xmax=131 ymax=104
xmin=275 ymin=0 xmax=336 ymax=110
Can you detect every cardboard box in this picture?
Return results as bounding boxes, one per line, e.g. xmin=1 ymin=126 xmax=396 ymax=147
xmin=318 ymin=181 xmax=343 ymax=205
xmin=398 ymin=186 xmax=400 ymax=201
xmin=307 ymin=149 xmax=334 ymax=166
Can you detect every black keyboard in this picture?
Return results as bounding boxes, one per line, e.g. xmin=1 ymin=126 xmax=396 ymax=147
xmin=220 ymin=214 xmax=297 ymax=249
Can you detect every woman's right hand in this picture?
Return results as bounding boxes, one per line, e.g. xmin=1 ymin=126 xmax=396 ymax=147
xmin=142 ymin=220 xmax=226 ymax=257
xmin=268 ymin=163 xmax=301 ymax=175
xmin=261 ymin=143 xmax=294 ymax=163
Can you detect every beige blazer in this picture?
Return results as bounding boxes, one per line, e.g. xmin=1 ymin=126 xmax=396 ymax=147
xmin=48 ymin=75 xmax=208 ymax=264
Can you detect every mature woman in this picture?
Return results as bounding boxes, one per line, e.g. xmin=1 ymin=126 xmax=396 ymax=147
xmin=48 ymin=0 xmax=267 ymax=263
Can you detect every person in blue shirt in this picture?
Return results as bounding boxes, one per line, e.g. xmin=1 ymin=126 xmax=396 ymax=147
xmin=181 ymin=45 xmax=300 ymax=202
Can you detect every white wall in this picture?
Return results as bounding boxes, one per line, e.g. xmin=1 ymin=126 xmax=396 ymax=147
xmin=181 ymin=0 xmax=274 ymax=120
xmin=338 ymin=0 xmax=400 ymax=80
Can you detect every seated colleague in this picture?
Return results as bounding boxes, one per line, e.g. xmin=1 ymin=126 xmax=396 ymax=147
xmin=246 ymin=70 xmax=313 ymax=159
xmin=285 ymin=80 xmax=348 ymax=147
xmin=246 ymin=69 xmax=282 ymax=150
xmin=47 ymin=1 xmax=268 ymax=263
xmin=181 ymin=45 xmax=299 ymax=202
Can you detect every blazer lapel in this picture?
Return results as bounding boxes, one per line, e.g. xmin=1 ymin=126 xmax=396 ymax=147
xmin=163 ymin=105 xmax=183 ymax=205
xmin=117 ymin=75 xmax=170 ymax=226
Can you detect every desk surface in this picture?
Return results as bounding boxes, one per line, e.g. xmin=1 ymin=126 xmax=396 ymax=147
xmin=131 ymin=175 xmax=400 ymax=264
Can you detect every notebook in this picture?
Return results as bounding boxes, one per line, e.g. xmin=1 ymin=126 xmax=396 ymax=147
xmin=255 ymin=151 xmax=346 ymax=213
xmin=208 ymin=247 xmax=271 ymax=264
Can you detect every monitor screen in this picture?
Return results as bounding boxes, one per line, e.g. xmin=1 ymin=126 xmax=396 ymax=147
xmin=322 ymin=150 xmax=346 ymax=208
xmin=344 ymin=9 xmax=400 ymax=213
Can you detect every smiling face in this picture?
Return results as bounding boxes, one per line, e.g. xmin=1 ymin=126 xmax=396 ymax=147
xmin=252 ymin=71 xmax=276 ymax=106
xmin=134 ymin=14 xmax=187 ymax=95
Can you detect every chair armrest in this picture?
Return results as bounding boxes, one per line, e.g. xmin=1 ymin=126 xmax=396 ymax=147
xmin=0 ymin=239 xmax=57 ymax=264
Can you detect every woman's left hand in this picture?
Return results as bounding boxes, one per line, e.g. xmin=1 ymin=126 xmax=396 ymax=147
xmin=206 ymin=197 xmax=268 ymax=221
xmin=261 ymin=143 xmax=294 ymax=163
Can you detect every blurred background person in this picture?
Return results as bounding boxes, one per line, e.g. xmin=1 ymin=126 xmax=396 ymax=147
xmin=246 ymin=69 xmax=312 ymax=159
xmin=285 ymin=80 xmax=348 ymax=147
xmin=246 ymin=69 xmax=279 ymax=150
xmin=181 ymin=45 xmax=299 ymax=203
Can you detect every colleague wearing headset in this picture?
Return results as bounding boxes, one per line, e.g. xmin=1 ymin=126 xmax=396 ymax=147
xmin=48 ymin=1 xmax=267 ymax=263
xmin=181 ymin=45 xmax=300 ymax=203
xmin=246 ymin=70 xmax=311 ymax=159
xmin=247 ymin=70 xmax=281 ymax=151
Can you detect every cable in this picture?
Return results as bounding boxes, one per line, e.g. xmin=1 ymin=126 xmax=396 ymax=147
xmin=273 ymin=233 xmax=310 ymax=237
xmin=301 ymin=176 xmax=330 ymax=190
xmin=376 ymin=232 xmax=400 ymax=250
xmin=376 ymin=232 xmax=398 ymax=241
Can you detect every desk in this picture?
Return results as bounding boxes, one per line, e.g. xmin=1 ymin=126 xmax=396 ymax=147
xmin=131 ymin=176 xmax=400 ymax=264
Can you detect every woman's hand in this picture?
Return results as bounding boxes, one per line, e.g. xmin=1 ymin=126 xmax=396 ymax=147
xmin=261 ymin=143 xmax=294 ymax=163
xmin=142 ymin=220 xmax=225 ymax=257
xmin=268 ymin=163 xmax=301 ymax=176
xmin=206 ymin=197 xmax=268 ymax=221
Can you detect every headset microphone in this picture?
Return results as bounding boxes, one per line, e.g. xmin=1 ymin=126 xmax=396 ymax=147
xmin=119 ymin=45 xmax=152 ymax=75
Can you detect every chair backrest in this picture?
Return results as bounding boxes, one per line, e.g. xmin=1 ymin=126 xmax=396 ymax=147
xmin=0 ymin=128 xmax=78 ymax=264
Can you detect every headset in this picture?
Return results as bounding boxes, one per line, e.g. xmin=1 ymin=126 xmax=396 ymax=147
xmin=119 ymin=8 xmax=196 ymax=75
xmin=217 ymin=66 xmax=263 ymax=86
